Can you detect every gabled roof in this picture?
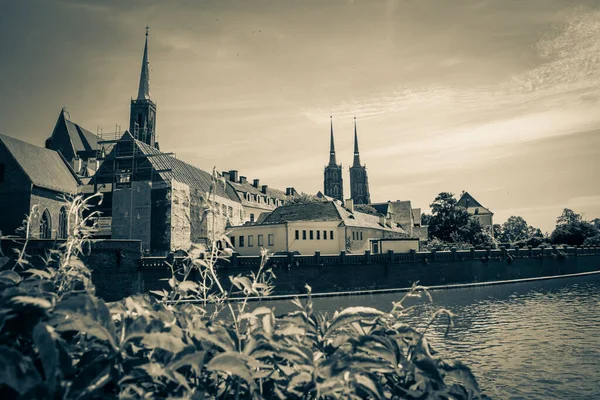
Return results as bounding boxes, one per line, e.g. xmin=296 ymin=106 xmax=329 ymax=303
xmin=226 ymin=179 xmax=288 ymax=201
xmin=334 ymin=202 xmax=407 ymax=234
xmin=0 ymin=133 xmax=80 ymax=194
xmin=106 ymin=132 xmax=235 ymax=200
xmin=47 ymin=110 xmax=102 ymax=160
xmin=457 ymin=192 xmax=492 ymax=215
xmin=261 ymin=201 xmax=339 ymax=225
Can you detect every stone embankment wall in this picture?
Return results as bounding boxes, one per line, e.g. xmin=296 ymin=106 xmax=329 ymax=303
xmin=140 ymin=246 xmax=600 ymax=296
xmin=1 ymin=238 xmax=143 ymax=302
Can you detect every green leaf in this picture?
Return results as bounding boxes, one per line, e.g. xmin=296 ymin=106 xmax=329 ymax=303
xmin=326 ymin=307 xmax=385 ymax=335
xmin=32 ymin=323 xmax=59 ymax=392
xmin=0 ymin=345 xmax=41 ymax=395
xmin=206 ymin=352 xmax=256 ymax=391
xmin=141 ymin=332 xmax=186 ymax=354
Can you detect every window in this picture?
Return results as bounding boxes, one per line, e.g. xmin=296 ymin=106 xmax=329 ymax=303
xmin=230 ymin=236 xmax=235 ymax=247
xmin=239 ymin=236 xmax=245 ymax=247
xmin=222 ymin=204 xmax=227 ymax=216
xmin=316 ymin=230 xmax=320 ymax=240
xmin=323 ymin=230 xmax=327 ymax=240
xmin=360 ymin=232 xmax=363 ymax=240
xmin=250 ymin=213 xmax=255 ymax=223
xmin=40 ymin=209 xmax=52 ymax=239
xmin=248 ymin=235 xmax=254 ymax=247
xmin=0 ymin=163 xmax=5 ymax=183
xmin=257 ymin=234 xmax=263 ymax=246
xmin=309 ymin=230 xmax=314 ymax=240
xmin=302 ymin=230 xmax=307 ymax=240
xmin=295 ymin=230 xmax=299 ymax=240
xmin=58 ymin=206 xmax=68 ymax=239
xmin=228 ymin=206 xmax=233 ymax=218
xmin=352 ymin=232 xmax=356 ymax=240
xmin=330 ymin=230 xmax=334 ymax=240
xmin=268 ymin=234 xmax=274 ymax=246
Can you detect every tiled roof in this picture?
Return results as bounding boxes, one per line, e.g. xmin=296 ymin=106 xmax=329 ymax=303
xmin=0 ymin=133 xmax=80 ymax=194
xmin=457 ymin=192 xmax=492 ymax=214
xmin=119 ymin=132 xmax=234 ymax=200
xmin=261 ymin=201 xmax=340 ymax=225
xmin=227 ymin=179 xmax=288 ymax=201
xmin=64 ymin=119 xmax=101 ymax=153
xmin=335 ymin=203 xmax=407 ymax=234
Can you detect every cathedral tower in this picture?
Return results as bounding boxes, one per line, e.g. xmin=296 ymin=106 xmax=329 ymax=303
xmin=324 ymin=116 xmax=344 ymax=201
xmin=349 ymin=118 xmax=371 ymax=205
xmin=129 ymin=27 xmax=158 ymax=148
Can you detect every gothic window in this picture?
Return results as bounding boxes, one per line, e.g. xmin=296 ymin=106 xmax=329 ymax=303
xmin=0 ymin=163 xmax=5 ymax=183
xmin=58 ymin=206 xmax=68 ymax=239
xmin=40 ymin=209 xmax=52 ymax=239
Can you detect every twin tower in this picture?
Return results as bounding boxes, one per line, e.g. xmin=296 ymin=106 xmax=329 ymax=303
xmin=324 ymin=117 xmax=371 ymax=205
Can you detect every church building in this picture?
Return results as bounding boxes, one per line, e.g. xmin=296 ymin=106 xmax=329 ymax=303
xmin=349 ymin=118 xmax=370 ymax=205
xmin=323 ymin=117 xmax=344 ymax=202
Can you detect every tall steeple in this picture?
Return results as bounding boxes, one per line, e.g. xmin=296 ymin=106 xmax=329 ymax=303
xmin=349 ymin=117 xmax=370 ymax=205
xmin=324 ymin=116 xmax=344 ymax=202
xmin=352 ymin=117 xmax=361 ymax=167
xmin=137 ymin=26 xmax=151 ymax=101
xmin=129 ymin=26 xmax=158 ymax=148
xmin=328 ymin=116 xmax=337 ymax=166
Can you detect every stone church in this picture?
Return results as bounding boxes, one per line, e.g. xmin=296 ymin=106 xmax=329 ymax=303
xmin=323 ymin=117 xmax=370 ymax=205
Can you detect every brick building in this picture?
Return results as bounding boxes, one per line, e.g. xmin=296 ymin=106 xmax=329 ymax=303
xmin=0 ymin=134 xmax=80 ymax=238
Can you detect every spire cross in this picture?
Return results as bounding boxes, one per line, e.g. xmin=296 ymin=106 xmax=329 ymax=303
xmin=145 ymin=25 xmax=149 ymax=36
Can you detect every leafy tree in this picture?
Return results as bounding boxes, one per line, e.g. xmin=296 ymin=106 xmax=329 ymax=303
xmin=428 ymin=192 xmax=474 ymax=243
xmin=354 ymin=204 xmax=380 ymax=215
xmin=420 ymin=212 xmax=432 ymax=226
xmin=550 ymin=208 xmax=598 ymax=246
xmin=285 ymin=192 xmax=324 ymax=205
xmin=492 ymin=224 xmax=502 ymax=239
xmin=498 ymin=216 xmax=529 ymax=243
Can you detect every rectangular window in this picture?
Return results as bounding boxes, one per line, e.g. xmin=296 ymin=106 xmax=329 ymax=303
xmin=257 ymin=234 xmax=263 ymax=246
xmin=250 ymin=213 xmax=255 ymax=223
xmin=248 ymin=235 xmax=254 ymax=247
xmin=222 ymin=204 xmax=227 ymax=216
xmin=316 ymin=230 xmax=320 ymax=240
xmin=352 ymin=231 xmax=356 ymax=240
xmin=330 ymin=230 xmax=334 ymax=240
xmin=230 ymin=236 xmax=235 ymax=247
xmin=295 ymin=230 xmax=299 ymax=240
xmin=268 ymin=234 xmax=274 ymax=246
xmin=239 ymin=236 xmax=245 ymax=247
xmin=228 ymin=206 xmax=233 ymax=217
xmin=324 ymin=230 xmax=327 ymax=240
xmin=360 ymin=232 xmax=363 ymax=240
xmin=302 ymin=230 xmax=307 ymax=240
xmin=309 ymin=230 xmax=314 ymax=240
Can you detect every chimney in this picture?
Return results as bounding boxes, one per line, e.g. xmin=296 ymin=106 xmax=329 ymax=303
xmin=239 ymin=176 xmax=247 ymax=184
xmin=222 ymin=171 xmax=230 ymax=180
xmin=253 ymin=179 xmax=260 ymax=188
xmin=285 ymin=188 xmax=292 ymax=196
xmin=345 ymin=198 xmax=354 ymax=213
xmin=261 ymin=184 xmax=268 ymax=194
xmin=228 ymin=170 xmax=238 ymax=182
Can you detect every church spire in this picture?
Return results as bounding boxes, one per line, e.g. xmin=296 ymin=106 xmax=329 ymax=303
xmin=328 ymin=116 xmax=337 ymax=166
xmin=137 ymin=26 xmax=150 ymax=101
xmin=352 ymin=117 xmax=361 ymax=167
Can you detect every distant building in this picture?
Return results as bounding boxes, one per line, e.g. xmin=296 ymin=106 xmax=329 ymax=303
xmin=93 ymin=132 xmax=243 ymax=253
xmin=0 ymin=134 xmax=80 ymax=238
xmin=349 ymin=118 xmax=371 ymax=205
xmin=457 ymin=191 xmax=493 ymax=230
xmin=370 ymin=200 xmax=428 ymax=239
xmin=323 ymin=117 xmax=344 ymax=202
xmin=227 ymin=198 xmax=407 ymax=256
xmin=222 ymin=170 xmax=293 ymax=224
xmin=45 ymin=109 xmax=104 ymax=180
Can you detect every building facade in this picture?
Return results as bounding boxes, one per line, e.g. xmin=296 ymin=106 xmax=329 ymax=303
xmin=457 ymin=191 xmax=494 ymax=231
xmin=349 ymin=118 xmax=371 ymax=205
xmin=228 ymin=199 xmax=407 ymax=256
xmin=0 ymin=134 xmax=80 ymax=239
xmin=323 ymin=117 xmax=344 ymax=202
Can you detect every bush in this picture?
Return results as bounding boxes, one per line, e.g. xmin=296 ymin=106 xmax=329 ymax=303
xmin=0 ymin=196 xmax=488 ymax=399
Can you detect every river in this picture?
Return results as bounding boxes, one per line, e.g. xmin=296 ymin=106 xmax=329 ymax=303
xmin=261 ymin=274 xmax=600 ymax=399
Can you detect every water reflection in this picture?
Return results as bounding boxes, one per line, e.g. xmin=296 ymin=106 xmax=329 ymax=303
xmin=261 ymin=275 xmax=600 ymax=399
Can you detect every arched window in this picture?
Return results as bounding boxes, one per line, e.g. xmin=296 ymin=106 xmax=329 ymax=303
xmin=58 ymin=206 xmax=68 ymax=239
xmin=40 ymin=209 xmax=52 ymax=239
xmin=0 ymin=163 xmax=5 ymax=183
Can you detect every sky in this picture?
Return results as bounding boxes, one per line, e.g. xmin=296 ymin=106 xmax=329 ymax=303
xmin=1 ymin=0 xmax=599 ymax=233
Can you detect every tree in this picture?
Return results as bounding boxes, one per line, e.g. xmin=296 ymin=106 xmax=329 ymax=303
xmin=354 ymin=204 xmax=380 ymax=215
xmin=499 ymin=216 xmax=529 ymax=243
xmin=550 ymin=208 xmax=598 ymax=246
xmin=285 ymin=193 xmax=324 ymax=205
xmin=492 ymin=224 xmax=502 ymax=239
xmin=427 ymin=192 xmax=488 ymax=245
xmin=420 ymin=213 xmax=432 ymax=226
